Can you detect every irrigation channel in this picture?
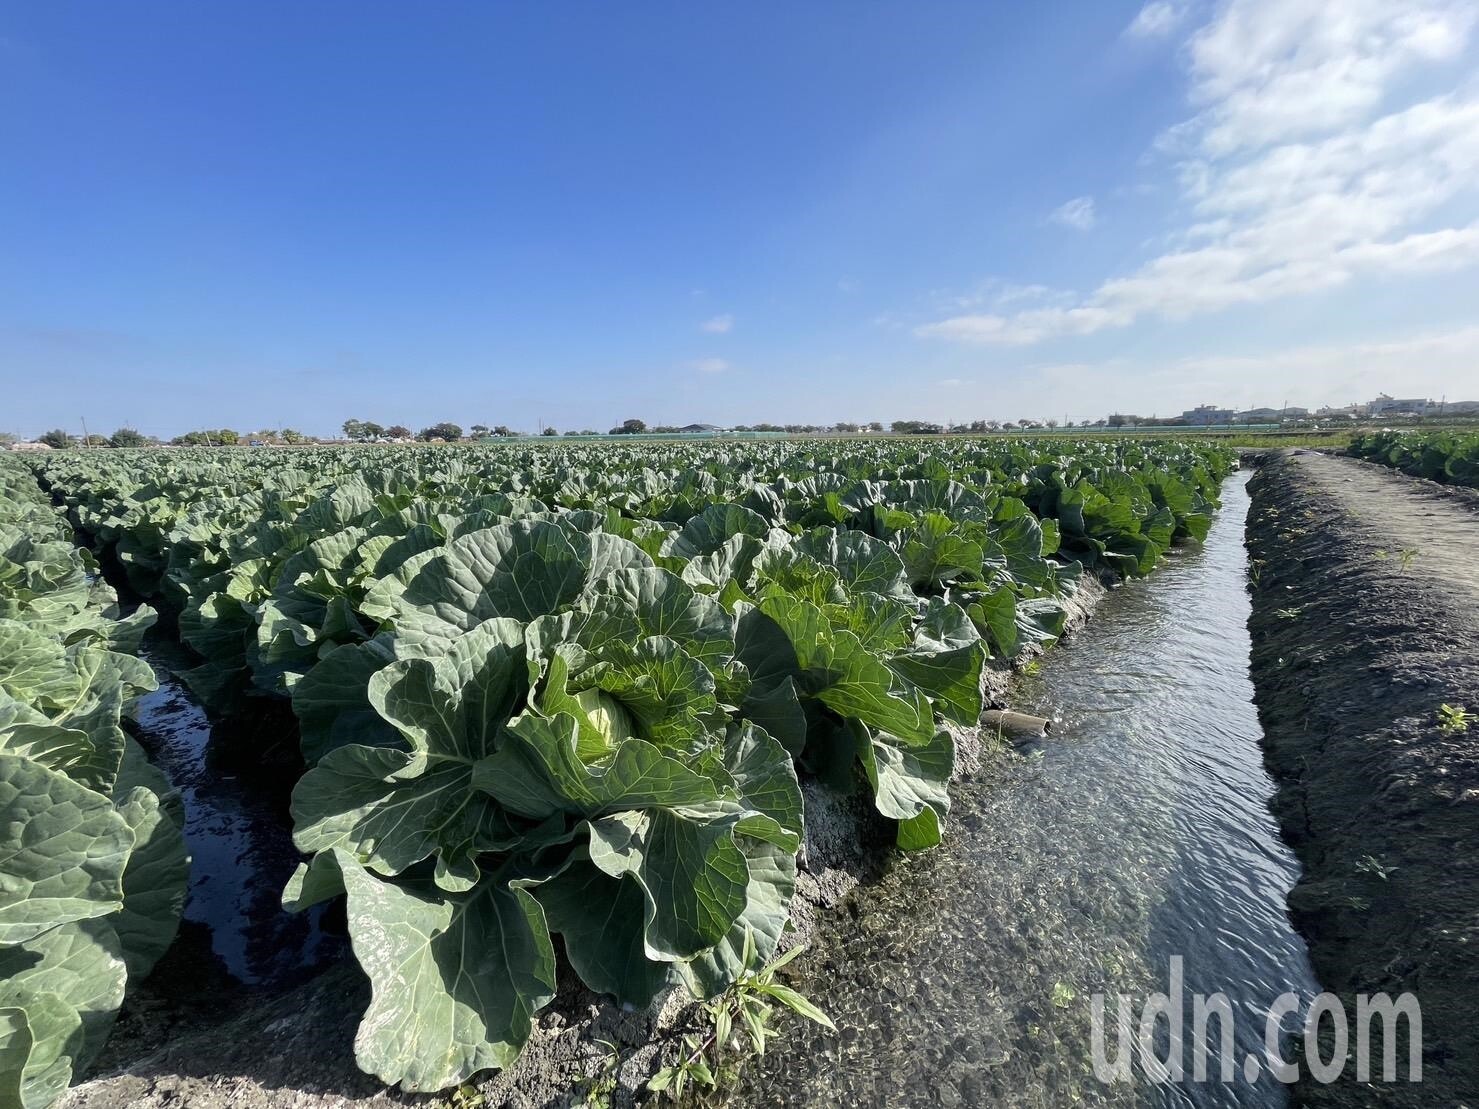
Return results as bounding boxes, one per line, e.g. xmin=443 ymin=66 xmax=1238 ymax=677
xmin=128 ymin=638 xmax=343 ymax=988
xmin=737 ymin=471 xmax=1323 ymax=1107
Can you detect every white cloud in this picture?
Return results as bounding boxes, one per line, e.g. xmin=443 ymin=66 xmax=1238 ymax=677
xmin=920 ymin=0 xmax=1479 ymax=346
xmin=1124 ymin=1 xmax=1188 ymax=40
xmin=690 ymin=358 xmax=730 ymax=374
xmin=1184 ymin=0 xmax=1473 ymax=155
xmin=1049 ymin=196 xmax=1097 ymax=230
xmin=699 ymin=313 xmax=734 ymax=333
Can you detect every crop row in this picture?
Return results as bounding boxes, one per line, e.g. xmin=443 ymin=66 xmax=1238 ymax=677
xmin=0 ymin=459 xmax=188 ymax=1108
xmin=1349 ymin=429 xmax=1479 ymax=486
xmin=16 ymin=438 xmax=1234 ymax=1096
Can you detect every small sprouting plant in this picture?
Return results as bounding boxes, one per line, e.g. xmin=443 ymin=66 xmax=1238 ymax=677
xmin=1022 ymin=658 xmax=1043 ymax=676
xmin=1051 ymin=981 xmax=1076 ymax=1008
xmin=1275 ymin=606 xmax=1304 ymax=620
xmin=1438 ymin=703 xmax=1472 ymax=736
xmin=1355 ymin=855 xmax=1396 ymax=881
xmin=449 ymin=1083 xmax=485 ymax=1109
xmin=1398 ymin=548 xmax=1419 ymax=571
xmin=575 ymin=1039 xmax=621 ymax=1109
xmin=648 ymin=931 xmax=835 ymax=1101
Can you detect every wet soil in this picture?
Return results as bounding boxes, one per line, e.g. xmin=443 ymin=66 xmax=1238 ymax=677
xmin=1246 ymin=451 xmax=1479 ymax=1106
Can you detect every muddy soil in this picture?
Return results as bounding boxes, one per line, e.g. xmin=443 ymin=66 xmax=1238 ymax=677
xmin=1246 ymin=451 xmax=1479 ymax=1106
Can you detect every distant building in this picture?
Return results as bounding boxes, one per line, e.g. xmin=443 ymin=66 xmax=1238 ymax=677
xmin=1182 ymin=404 xmax=1235 ymax=426
xmin=1369 ymin=394 xmax=1431 ymax=417
xmin=1235 ymin=406 xmax=1310 ymax=422
xmin=677 ymin=423 xmax=722 ymax=433
xmin=6 ymin=441 xmax=52 ymax=451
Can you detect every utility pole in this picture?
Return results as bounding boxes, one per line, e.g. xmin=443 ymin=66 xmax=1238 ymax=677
xmin=80 ymin=417 xmax=90 ymax=449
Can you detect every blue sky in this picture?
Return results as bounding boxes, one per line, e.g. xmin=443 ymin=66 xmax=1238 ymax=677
xmin=2 ymin=0 xmax=1477 ymax=438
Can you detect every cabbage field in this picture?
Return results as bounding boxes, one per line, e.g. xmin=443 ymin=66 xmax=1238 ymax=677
xmin=1 ymin=438 xmax=1234 ymax=1101
xmin=0 ymin=464 xmax=186 ymax=1109
xmin=1349 ymin=428 xmax=1479 ymax=487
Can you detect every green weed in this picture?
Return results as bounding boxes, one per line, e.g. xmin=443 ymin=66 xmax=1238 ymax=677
xmin=648 ymin=931 xmax=834 ymax=1101
xmin=1438 ymin=703 xmax=1472 ymax=736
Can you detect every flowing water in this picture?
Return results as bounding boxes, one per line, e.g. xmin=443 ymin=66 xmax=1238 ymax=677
xmin=739 ymin=471 xmax=1322 ymax=1107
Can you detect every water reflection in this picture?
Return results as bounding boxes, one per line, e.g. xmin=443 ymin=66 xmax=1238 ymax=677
xmin=131 ymin=646 xmax=342 ymax=986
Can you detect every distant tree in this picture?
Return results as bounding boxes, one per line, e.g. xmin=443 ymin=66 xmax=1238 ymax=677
xmin=867 ymin=421 xmax=883 ymax=433
xmin=418 ymin=422 xmax=463 ymax=442
xmin=610 ymin=418 xmax=647 ymax=435
xmin=108 ymin=427 xmax=149 ymax=448
xmin=469 ymin=424 xmax=490 ymax=438
xmin=541 ymin=426 xmax=558 ymax=436
xmin=338 ymin=420 xmax=384 ymax=442
xmin=1045 ymin=419 xmax=1059 ymax=429
xmin=384 ymin=425 xmax=411 ymax=440
xmin=39 ymin=429 xmax=72 ymax=449
xmin=0 ymin=432 xmax=16 ymax=446
xmin=492 ymin=425 xmax=514 ymax=437
xmin=833 ymin=422 xmax=859 ymax=433
xmin=279 ymin=428 xmax=308 ymax=444
xmin=175 ymin=429 xmax=238 ymax=445
xmin=254 ymin=428 xmax=279 ymax=442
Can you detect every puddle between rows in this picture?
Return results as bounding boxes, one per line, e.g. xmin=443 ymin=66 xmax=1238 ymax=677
xmin=129 ymin=637 xmax=343 ymax=987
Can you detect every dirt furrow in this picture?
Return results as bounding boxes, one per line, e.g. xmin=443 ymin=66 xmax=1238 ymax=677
xmin=1247 ymin=451 xmax=1479 ymax=1107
